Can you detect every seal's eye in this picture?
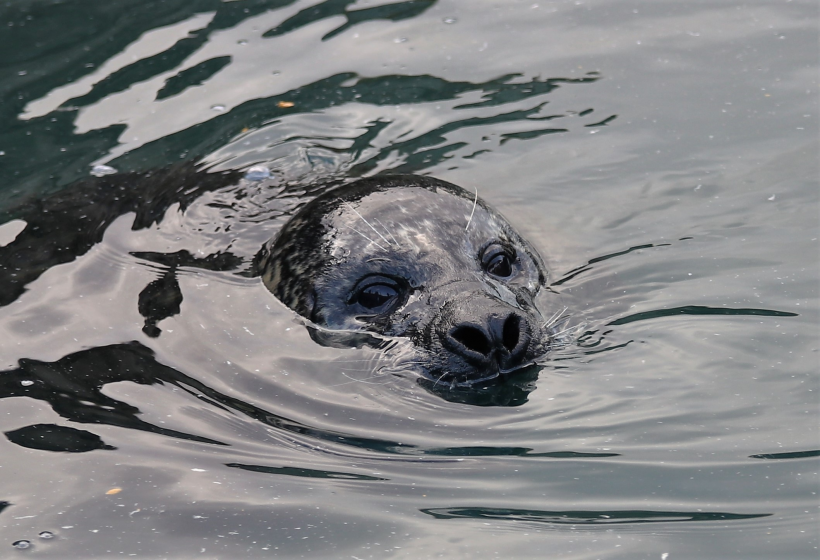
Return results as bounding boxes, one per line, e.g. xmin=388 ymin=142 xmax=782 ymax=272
xmin=481 ymin=244 xmax=516 ymax=278
xmin=356 ymin=284 xmax=398 ymax=309
xmin=349 ymin=276 xmax=406 ymax=315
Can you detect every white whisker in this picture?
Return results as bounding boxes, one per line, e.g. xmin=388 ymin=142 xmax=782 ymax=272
xmin=375 ymin=217 xmax=400 ymax=247
xmin=344 ymin=201 xmax=393 ymax=247
xmin=465 ymin=186 xmax=478 ymax=231
xmin=542 ymin=306 xmax=568 ymax=329
xmin=551 ymin=324 xmax=579 ymax=339
xmin=434 ymin=370 xmax=451 ymax=387
xmin=346 ymin=226 xmax=387 ymax=251
xmin=331 ymin=372 xmax=390 ymax=386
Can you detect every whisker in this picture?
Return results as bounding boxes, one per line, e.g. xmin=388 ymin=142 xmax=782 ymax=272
xmin=346 ymin=226 xmax=387 ymax=251
xmin=552 ymin=315 xmax=572 ymax=329
xmin=465 ymin=186 xmax=478 ymax=232
xmin=375 ymin=217 xmax=400 ymax=248
xmin=550 ymin=324 xmax=579 ymax=339
xmin=434 ymin=370 xmax=451 ymax=387
xmin=542 ymin=306 xmax=568 ymax=329
xmin=331 ymin=372 xmax=390 ymax=386
xmin=344 ymin=201 xmax=392 ymax=247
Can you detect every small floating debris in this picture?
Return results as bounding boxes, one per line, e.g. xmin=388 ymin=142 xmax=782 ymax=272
xmin=38 ymin=531 xmax=54 ymax=540
xmin=12 ymin=540 xmax=31 ymax=549
xmin=277 ymin=100 xmax=294 ymax=108
xmin=90 ymin=164 xmax=117 ymax=177
xmin=211 ymin=104 xmax=226 ymax=112
xmin=443 ymin=17 xmax=457 ymax=24
xmin=105 ymin=488 xmax=122 ymax=495
xmin=245 ymin=165 xmax=271 ymax=181
xmin=20 ymin=380 xmax=33 ymax=387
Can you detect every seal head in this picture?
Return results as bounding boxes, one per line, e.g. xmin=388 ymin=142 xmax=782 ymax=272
xmin=259 ymin=175 xmax=554 ymax=386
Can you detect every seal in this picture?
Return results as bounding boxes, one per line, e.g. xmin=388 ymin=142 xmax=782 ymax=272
xmin=258 ymin=175 xmax=558 ymax=387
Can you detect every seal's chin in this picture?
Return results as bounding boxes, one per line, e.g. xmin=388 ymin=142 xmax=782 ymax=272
xmin=417 ymin=362 xmax=542 ymax=407
xmin=424 ymin=352 xmax=550 ymax=389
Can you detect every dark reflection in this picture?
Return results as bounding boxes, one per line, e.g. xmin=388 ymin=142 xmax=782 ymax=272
xmin=133 ymin=250 xmax=243 ymax=337
xmin=551 ymin=243 xmax=663 ymax=286
xmin=0 ymin=501 xmax=8 ymax=515
xmin=1 ymin=343 xmax=226 ymax=446
xmin=0 ymin=342 xmax=416 ymax=454
xmin=608 ymin=305 xmax=798 ymax=326
xmin=417 ymin=366 xmax=540 ymax=407
xmin=750 ymin=450 xmax=820 ymax=460
xmin=264 ymin=0 xmax=436 ymax=41
xmin=33 ymin=1 xmax=294 ymax=113
xmin=2 ymin=0 xmax=608 ymax=200
xmin=138 ymin=269 xmax=182 ymax=338
xmin=584 ymin=114 xmax=617 ymax=127
xmin=5 ymin=424 xmax=115 ymax=453
xmin=111 ymin=72 xmax=606 ymax=174
xmin=421 ymin=507 xmax=771 ymax=524
xmin=0 ymin=164 xmax=241 ymax=307
xmin=226 ymin=463 xmax=387 ymax=481
xmin=0 ymin=343 xmax=610 ymax=457
xmin=422 ymin=448 xmax=619 ymax=458
xmin=500 ymin=127 xmax=567 ymax=145
xmin=156 ymin=56 xmax=232 ymax=100
xmin=0 ymin=0 xmax=297 ymax=200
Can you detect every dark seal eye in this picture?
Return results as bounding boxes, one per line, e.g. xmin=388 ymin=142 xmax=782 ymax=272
xmin=356 ymin=283 xmax=398 ymax=310
xmin=349 ymin=275 xmax=408 ymax=315
xmin=481 ymin=244 xmax=516 ymax=278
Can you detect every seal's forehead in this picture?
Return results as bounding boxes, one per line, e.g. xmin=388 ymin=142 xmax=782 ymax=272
xmin=325 ymin=186 xmax=509 ymax=255
xmin=331 ymin=186 xmax=471 ymax=224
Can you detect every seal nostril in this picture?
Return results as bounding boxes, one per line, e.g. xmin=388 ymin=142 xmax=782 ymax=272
xmin=502 ymin=314 xmax=521 ymax=353
xmin=451 ymin=325 xmax=491 ymax=356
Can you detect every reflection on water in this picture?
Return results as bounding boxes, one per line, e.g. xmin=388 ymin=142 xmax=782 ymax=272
xmin=0 ymin=0 xmax=817 ymax=557
xmin=421 ymin=507 xmax=771 ymax=525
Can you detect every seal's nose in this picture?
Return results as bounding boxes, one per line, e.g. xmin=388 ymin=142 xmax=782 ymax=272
xmin=444 ymin=310 xmax=530 ymax=371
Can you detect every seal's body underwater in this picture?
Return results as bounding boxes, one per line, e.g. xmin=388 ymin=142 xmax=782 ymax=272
xmin=259 ymin=175 xmax=556 ymax=386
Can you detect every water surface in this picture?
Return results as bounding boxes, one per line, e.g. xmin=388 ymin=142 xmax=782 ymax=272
xmin=0 ymin=0 xmax=817 ymax=558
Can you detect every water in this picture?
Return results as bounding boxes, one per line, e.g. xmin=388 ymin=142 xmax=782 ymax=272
xmin=0 ymin=0 xmax=817 ymax=557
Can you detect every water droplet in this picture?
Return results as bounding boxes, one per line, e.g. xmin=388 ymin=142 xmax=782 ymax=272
xmin=211 ymin=104 xmax=226 ymax=112
xmin=90 ymin=165 xmax=117 ymax=177
xmin=20 ymin=380 xmax=33 ymax=386
xmin=38 ymin=531 xmax=54 ymax=540
xmin=245 ymin=166 xmax=271 ymax=181
xmin=12 ymin=540 xmax=31 ymax=549
xmin=443 ymin=17 xmax=457 ymax=24
xmin=17 ymin=70 xmax=27 ymax=76
xmin=394 ymin=37 xmax=407 ymax=43
xmin=767 ymin=194 xmax=776 ymax=201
